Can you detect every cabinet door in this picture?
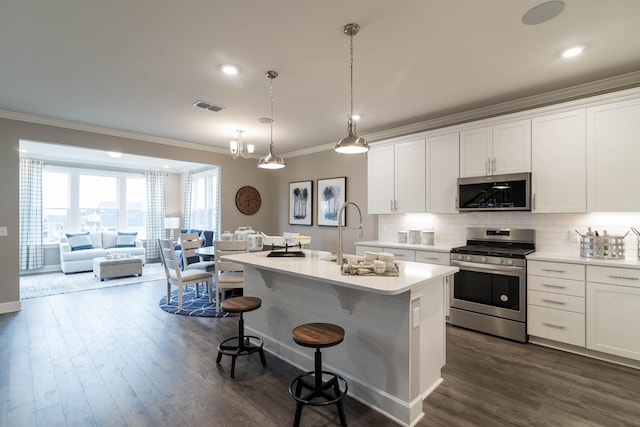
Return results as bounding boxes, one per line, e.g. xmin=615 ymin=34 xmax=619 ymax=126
xmin=587 ymin=282 xmax=640 ymax=361
xmin=427 ymin=132 xmax=459 ymax=213
xmin=587 ymin=98 xmax=640 ymax=212
xmin=459 ymin=126 xmax=491 ymax=177
xmin=492 ymin=119 xmax=531 ymax=175
xmin=532 ymin=109 xmax=586 ymax=213
xmin=394 ymin=139 xmax=426 ymax=213
xmin=367 ymin=144 xmax=395 ymax=214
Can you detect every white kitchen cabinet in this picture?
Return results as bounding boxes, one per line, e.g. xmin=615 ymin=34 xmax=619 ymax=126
xmin=527 ymin=260 xmax=585 ymax=347
xmin=586 ymin=265 xmax=640 ymax=361
xmin=531 ymin=109 xmax=586 ymax=213
xmin=459 ymin=119 xmax=531 ymax=177
xmin=415 ymin=249 xmax=452 ymax=318
xmin=367 ymin=139 xmax=425 ymax=214
xmin=587 ymin=98 xmax=640 ymax=212
xmin=426 ymin=132 xmax=459 ymax=213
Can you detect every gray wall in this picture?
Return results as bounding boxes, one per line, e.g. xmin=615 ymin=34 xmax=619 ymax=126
xmin=271 ymin=150 xmax=375 ymax=254
xmin=0 ymin=118 xmax=373 ymax=309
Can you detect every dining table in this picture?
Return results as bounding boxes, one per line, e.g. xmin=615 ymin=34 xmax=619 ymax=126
xmin=194 ymin=245 xmax=215 ymax=259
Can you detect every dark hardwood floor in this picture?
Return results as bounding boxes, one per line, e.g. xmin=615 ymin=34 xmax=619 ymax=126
xmin=1 ymin=280 xmax=639 ymax=426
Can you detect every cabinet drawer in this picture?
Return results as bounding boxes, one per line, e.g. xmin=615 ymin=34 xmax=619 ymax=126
xmin=587 ymin=266 xmax=640 ymax=288
xmin=414 ymin=250 xmax=449 ymax=265
xmin=383 ymin=248 xmax=415 ymax=262
xmin=528 ymin=290 xmax=584 ymax=313
xmin=527 ymin=275 xmax=585 ymax=297
xmin=528 ymin=260 xmax=585 ymax=280
xmin=527 ymin=305 xmax=585 ymax=347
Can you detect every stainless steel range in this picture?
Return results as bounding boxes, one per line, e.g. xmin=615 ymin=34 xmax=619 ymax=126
xmin=449 ymin=227 xmax=535 ymax=343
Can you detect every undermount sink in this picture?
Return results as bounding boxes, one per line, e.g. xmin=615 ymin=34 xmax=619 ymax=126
xmin=320 ymin=254 xmax=356 ymax=263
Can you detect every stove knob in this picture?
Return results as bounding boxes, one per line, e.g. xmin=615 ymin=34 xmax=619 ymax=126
xmin=498 ymin=258 xmax=503 ymax=264
xmin=466 ymin=255 xmax=473 ymax=262
xmin=458 ymin=254 xmax=464 ymax=261
xmin=508 ymin=259 xmax=514 ymax=265
xmin=481 ymin=256 xmax=487 ymax=263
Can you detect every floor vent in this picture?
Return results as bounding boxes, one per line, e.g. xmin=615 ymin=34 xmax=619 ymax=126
xmin=193 ymin=100 xmax=225 ymax=112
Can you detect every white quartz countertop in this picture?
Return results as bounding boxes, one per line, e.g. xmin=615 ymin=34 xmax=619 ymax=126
xmin=355 ymin=240 xmax=453 ymax=253
xmin=222 ymin=249 xmax=458 ymax=295
xmin=527 ymin=252 xmax=640 ymax=268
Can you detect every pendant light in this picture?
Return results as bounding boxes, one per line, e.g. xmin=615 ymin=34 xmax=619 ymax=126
xmin=229 ymin=129 xmax=254 ymax=159
xmin=258 ymin=70 xmax=286 ymax=169
xmin=335 ymin=23 xmax=369 ymax=154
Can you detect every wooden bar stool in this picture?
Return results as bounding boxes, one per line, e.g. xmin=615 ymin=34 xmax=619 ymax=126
xmin=216 ymin=296 xmax=267 ymax=378
xmin=288 ymin=323 xmax=348 ymax=427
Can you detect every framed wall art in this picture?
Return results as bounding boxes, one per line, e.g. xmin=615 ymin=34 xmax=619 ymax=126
xmin=289 ymin=180 xmax=313 ymax=225
xmin=317 ymin=177 xmax=346 ymax=227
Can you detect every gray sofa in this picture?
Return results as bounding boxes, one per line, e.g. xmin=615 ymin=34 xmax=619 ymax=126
xmin=59 ymin=231 xmax=146 ymax=273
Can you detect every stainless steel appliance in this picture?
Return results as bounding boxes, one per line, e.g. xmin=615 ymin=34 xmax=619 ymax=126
xmin=449 ymin=227 xmax=535 ymax=342
xmin=457 ymin=172 xmax=531 ymax=211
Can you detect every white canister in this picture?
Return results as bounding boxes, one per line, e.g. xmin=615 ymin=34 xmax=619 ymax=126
xmin=247 ymin=234 xmax=263 ymax=252
xmin=422 ymin=231 xmax=435 ymax=245
xmin=398 ymin=231 xmax=408 ymax=243
xmin=408 ymin=229 xmax=421 ymax=245
xmin=233 ymin=226 xmax=255 ymax=240
xmin=220 ymin=230 xmax=234 ymax=241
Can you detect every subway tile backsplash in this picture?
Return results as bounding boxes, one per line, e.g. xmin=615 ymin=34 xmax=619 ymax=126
xmin=377 ymin=212 xmax=640 ymax=258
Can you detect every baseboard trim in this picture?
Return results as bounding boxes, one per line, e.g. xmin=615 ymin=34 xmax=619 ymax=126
xmin=0 ymin=300 xmax=22 ymax=314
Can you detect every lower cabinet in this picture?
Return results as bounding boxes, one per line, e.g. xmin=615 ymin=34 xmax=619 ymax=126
xmin=586 ymin=266 xmax=640 ymax=362
xmin=527 ymin=260 xmax=586 ymax=346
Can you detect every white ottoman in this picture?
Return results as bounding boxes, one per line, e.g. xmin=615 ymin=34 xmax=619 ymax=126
xmin=93 ymin=256 xmax=143 ymax=281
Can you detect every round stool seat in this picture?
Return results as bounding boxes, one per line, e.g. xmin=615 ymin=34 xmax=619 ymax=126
xmin=220 ymin=296 xmax=261 ymax=313
xmin=292 ymin=323 xmax=344 ymax=349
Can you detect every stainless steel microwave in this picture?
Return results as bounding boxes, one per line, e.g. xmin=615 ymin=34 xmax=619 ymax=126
xmin=457 ymin=172 xmax=531 ymax=211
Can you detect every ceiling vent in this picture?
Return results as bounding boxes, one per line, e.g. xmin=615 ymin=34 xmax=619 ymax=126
xmin=192 ymin=100 xmax=225 ymax=112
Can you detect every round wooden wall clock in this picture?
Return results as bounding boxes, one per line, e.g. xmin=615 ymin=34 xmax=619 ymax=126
xmin=235 ymin=185 xmax=261 ymax=215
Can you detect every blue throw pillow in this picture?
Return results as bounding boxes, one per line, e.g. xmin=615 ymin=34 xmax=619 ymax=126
xmin=66 ymin=232 xmax=93 ymax=251
xmin=116 ymin=231 xmax=138 ymax=248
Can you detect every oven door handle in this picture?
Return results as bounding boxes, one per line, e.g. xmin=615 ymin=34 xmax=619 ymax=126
xmin=450 ymin=259 xmax=524 ymax=274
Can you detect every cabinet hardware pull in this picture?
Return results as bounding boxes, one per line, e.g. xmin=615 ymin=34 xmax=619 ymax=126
xmin=421 ymin=257 xmax=439 ymax=261
xmin=542 ymin=269 xmax=566 ymax=273
xmin=542 ymin=284 xmax=566 ymax=289
xmin=608 ymin=275 xmax=639 ymax=281
xmin=533 ymin=194 xmax=536 ymax=210
xmin=390 ymin=200 xmax=393 ymax=211
xmin=394 ymin=253 xmax=405 ymax=257
xmin=542 ymin=322 xmax=566 ymax=330
xmin=492 ymin=157 xmax=496 ymax=173
xmin=542 ymin=299 xmax=566 ymax=305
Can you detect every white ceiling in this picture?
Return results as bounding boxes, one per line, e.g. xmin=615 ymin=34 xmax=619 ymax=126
xmin=2 ymin=0 xmax=640 ymax=159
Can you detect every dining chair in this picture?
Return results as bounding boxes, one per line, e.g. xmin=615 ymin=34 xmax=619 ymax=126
xmin=214 ymin=240 xmax=248 ymax=312
xmin=179 ymin=232 xmax=216 ymax=272
xmin=158 ymin=239 xmax=213 ymax=310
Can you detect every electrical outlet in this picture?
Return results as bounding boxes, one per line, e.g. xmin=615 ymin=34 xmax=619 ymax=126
xmin=412 ymin=307 xmax=420 ymax=328
xmin=0 ymin=226 xmax=7 ymax=237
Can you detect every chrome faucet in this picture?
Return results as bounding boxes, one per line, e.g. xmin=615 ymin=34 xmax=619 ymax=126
xmin=337 ymin=201 xmax=364 ymax=266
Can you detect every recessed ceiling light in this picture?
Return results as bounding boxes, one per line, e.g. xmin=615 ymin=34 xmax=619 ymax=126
xmin=163 ymin=164 xmax=169 ymax=169
xmin=522 ymin=1 xmax=565 ymax=25
xmin=351 ymin=114 xmax=361 ymax=121
xmin=561 ymin=45 xmax=584 ymax=58
xmin=220 ymin=64 xmax=239 ymax=75
xmin=108 ymin=151 xmax=122 ymax=158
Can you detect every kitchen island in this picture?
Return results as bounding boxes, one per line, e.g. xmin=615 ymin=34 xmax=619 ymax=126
xmin=221 ymin=249 xmax=458 ymax=426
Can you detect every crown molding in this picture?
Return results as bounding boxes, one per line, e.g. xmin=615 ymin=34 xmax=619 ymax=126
xmin=361 ymin=71 xmax=640 ymax=143
xmin=0 ymin=109 xmax=229 ymax=155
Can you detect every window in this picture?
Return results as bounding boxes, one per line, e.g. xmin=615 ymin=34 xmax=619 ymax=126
xmin=41 ymin=167 xmax=147 ymax=242
xmin=189 ymin=168 xmax=220 ymax=232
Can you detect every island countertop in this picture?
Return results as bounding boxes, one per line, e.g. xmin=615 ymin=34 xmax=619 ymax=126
xmin=221 ymin=249 xmax=458 ymax=296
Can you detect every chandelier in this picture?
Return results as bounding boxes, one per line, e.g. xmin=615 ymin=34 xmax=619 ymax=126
xmin=229 ymin=129 xmax=254 ymax=159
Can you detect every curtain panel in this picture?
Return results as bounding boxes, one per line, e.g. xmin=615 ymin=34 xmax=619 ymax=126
xmin=183 ymin=172 xmax=193 ymax=229
xmin=19 ymin=158 xmax=44 ymax=271
xmin=145 ymin=172 xmax=167 ymax=260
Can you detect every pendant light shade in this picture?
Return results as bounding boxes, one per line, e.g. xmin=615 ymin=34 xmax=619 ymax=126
xmin=258 ymin=70 xmax=286 ymax=170
xmin=335 ymin=23 xmax=369 ymax=154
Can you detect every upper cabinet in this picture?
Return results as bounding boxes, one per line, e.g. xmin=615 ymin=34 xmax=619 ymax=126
xmin=459 ymin=119 xmax=531 ymax=177
xmin=532 ymin=109 xmax=586 ymax=213
xmin=587 ymin=98 xmax=640 ymax=212
xmin=368 ymin=138 xmax=426 ymax=214
xmin=427 ymin=132 xmax=459 ymax=213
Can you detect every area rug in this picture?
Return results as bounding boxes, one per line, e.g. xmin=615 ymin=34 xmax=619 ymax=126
xmin=159 ymin=285 xmax=239 ymax=317
xmin=20 ymin=262 xmax=166 ymax=299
